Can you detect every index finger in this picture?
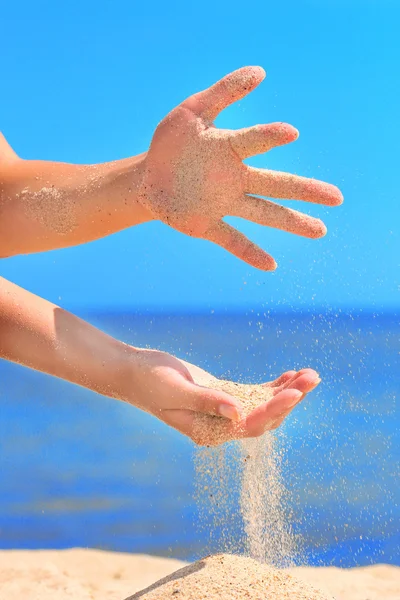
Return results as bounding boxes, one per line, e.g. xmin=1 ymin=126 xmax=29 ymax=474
xmin=182 ymin=66 xmax=266 ymax=122
xmin=243 ymin=388 xmax=304 ymax=437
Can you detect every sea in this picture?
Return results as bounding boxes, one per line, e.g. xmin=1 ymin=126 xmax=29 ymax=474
xmin=0 ymin=311 xmax=398 ymax=567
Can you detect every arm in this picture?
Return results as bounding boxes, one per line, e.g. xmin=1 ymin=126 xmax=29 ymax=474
xmin=0 ymin=275 xmax=239 ymax=415
xmin=0 ymin=276 xmax=319 ymax=442
xmin=0 ymin=66 xmax=331 ymax=443
xmin=0 ymin=66 xmax=343 ymax=268
xmin=0 ymin=274 xmax=126 ymax=395
xmin=0 ymin=135 xmax=152 ymax=257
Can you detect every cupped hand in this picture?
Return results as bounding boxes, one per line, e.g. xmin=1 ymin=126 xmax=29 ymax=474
xmin=127 ymin=349 xmax=320 ymax=443
xmin=139 ymin=66 xmax=343 ymax=270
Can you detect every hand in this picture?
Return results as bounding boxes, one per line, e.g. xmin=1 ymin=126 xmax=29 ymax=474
xmin=138 ymin=66 xmax=343 ymax=271
xmin=125 ymin=349 xmax=320 ymax=443
xmin=125 ymin=348 xmax=242 ymax=422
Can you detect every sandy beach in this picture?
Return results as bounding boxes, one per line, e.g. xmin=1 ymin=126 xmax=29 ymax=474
xmin=0 ymin=548 xmax=398 ymax=600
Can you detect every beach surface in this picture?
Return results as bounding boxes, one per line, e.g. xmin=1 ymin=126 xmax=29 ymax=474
xmin=0 ymin=548 xmax=398 ymax=600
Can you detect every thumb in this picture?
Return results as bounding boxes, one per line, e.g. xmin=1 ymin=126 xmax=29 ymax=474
xmin=182 ymin=380 xmax=243 ymax=421
xmin=183 ymin=66 xmax=266 ymax=122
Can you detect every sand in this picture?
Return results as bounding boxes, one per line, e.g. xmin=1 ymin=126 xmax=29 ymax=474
xmin=138 ymin=66 xmax=343 ymax=272
xmin=128 ymin=554 xmax=332 ymax=599
xmin=240 ymin=435 xmax=295 ymax=565
xmin=193 ymin=433 xmax=295 ymax=566
xmin=0 ymin=549 xmax=398 ymax=600
xmin=18 ymin=186 xmax=77 ymax=235
xmin=193 ymin=378 xmax=296 ymax=566
xmin=192 ymin=379 xmax=276 ymax=446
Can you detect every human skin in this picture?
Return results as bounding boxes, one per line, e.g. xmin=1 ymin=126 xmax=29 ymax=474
xmin=0 ymin=276 xmax=320 ymax=439
xmin=0 ymin=66 xmax=342 ymax=264
xmin=0 ymin=66 xmax=340 ymax=440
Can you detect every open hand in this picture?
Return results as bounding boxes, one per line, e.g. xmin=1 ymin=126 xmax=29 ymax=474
xmin=139 ymin=66 xmax=343 ymax=270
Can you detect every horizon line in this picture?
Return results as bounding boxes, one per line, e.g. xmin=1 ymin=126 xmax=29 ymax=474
xmin=74 ymin=307 xmax=399 ymax=317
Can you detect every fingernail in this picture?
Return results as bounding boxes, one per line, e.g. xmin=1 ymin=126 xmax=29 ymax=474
xmin=219 ymin=404 xmax=241 ymax=421
xmin=288 ymin=390 xmax=303 ymax=407
xmin=309 ymin=377 xmax=322 ymax=391
xmin=270 ymin=259 xmax=278 ymax=271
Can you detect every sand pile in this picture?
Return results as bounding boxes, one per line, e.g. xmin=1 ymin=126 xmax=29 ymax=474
xmin=193 ymin=379 xmax=274 ymax=446
xmin=127 ymin=553 xmax=333 ymax=600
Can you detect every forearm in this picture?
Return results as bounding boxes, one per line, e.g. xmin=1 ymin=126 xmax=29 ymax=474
xmin=0 ymin=276 xmax=133 ymax=399
xmin=0 ymin=145 xmax=153 ymax=257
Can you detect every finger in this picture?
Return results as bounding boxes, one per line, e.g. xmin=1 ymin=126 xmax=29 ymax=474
xmin=203 ymin=220 xmax=277 ymax=271
xmin=179 ymin=378 xmax=243 ymax=421
xmin=194 ymin=386 xmax=243 ymax=420
xmin=266 ymin=370 xmax=297 ymax=388
xmin=274 ymin=371 xmax=298 ymax=394
xmin=161 ymin=409 xmax=195 ymax=438
xmin=245 ymin=167 xmax=344 ymax=206
xmin=267 ymin=415 xmax=286 ymax=430
xmin=282 ymin=369 xmax=321 ymax=393
xmin=244 ymin=389 xmax=304 ymax=437
xmin=283 ymin=367 xmax=318 ymax=382
xmin=271 ymin=370 xmax=303 ymax=392
xmin=182 ymin=66 xmax=266 ymax=122
xmin=229 ymin=123 xmax=298 ymax=159
xmin=232 ymin=194 xmax=327 ymax=239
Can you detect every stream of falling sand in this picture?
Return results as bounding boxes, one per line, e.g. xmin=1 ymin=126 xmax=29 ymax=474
xmin=194 ymin=432 xmax=298 ymax=567
xmin=240 ymin=433 xmax=295 ymax=565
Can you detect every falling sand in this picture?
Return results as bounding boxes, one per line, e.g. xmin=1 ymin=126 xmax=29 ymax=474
xmin=128 ymin=553 xmax=333 ymax=600
xmin=193 ymin=378 xmax=297 ymax=567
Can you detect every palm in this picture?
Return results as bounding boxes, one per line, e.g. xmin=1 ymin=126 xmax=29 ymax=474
xmin=139 ymin=66 xmax=343 ymax=270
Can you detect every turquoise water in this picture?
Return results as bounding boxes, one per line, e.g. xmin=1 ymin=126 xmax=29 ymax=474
xmin=0 ymin=311 xmax=398 ymax=566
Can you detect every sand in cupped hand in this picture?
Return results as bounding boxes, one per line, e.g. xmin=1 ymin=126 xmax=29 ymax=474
xmin=192 ymin=378 xmax=274 ymax=447
xmin=128 ymin=553 xmax=333 ymax=600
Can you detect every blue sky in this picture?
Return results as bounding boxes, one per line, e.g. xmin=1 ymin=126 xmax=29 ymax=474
xmin=1 ymin=0 xmax=399 ymax=311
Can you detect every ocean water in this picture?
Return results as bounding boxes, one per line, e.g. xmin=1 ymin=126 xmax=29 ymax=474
xmin=0 ymin=311 xmax=398 ymax=567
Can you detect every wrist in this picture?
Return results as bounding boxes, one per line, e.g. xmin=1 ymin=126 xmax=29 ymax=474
xmin=51 ymin=314 xmax=137 ymax=402
xmin=108 ymin=343 xmax=142 ymax=405
xmin=114 ymin=346 xmax=169 ymax=411
xmin=101 ymin=153 xmax=153 ymax=227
